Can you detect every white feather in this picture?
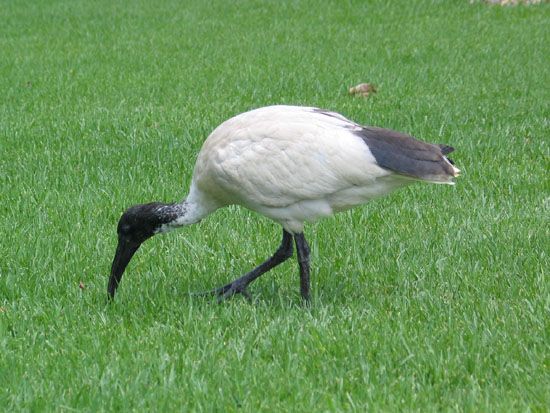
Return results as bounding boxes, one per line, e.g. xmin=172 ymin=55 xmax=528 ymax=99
xmin=186 ymin=105 xmax=430 ymax=232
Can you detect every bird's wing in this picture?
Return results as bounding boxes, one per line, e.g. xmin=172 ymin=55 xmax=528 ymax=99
xmin=354 ymin=127 xmax=458 ymax=182
xmin=194 ymin=106 xmax=390 ymax=208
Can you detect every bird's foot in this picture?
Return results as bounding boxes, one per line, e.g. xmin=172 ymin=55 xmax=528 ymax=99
xmin=192 ymin=280 xmax=252 ymax=302
xmin=214 ymin=280 xmax=252 ymax=302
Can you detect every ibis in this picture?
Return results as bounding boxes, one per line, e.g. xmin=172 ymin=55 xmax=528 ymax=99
xmin=108 ymin=105 xmax=459 ymax=301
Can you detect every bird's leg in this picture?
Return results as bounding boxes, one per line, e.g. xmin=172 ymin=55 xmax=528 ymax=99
xmin=204 ymin=229 xmax=294 ymax=300
xmin=294 ymin=233 xmax=311 ymax=302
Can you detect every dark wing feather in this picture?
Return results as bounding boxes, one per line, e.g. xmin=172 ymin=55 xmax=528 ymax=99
xmin=438 ymin=144 xmax=454 ymax=155
xmin=355 ymin=127 xmax=456 ymax=181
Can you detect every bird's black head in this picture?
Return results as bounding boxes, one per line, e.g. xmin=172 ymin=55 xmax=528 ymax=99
xmin=117 ymin=203 xmax=172 ymax=244
xmin=108 ymin=202 xmax=177 ymax=299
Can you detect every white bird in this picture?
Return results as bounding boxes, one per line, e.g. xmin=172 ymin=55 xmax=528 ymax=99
xmin=108 ymin=105 xmax=459 ymax=301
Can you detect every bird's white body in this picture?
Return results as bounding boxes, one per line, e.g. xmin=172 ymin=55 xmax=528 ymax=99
xmin=181 ymin=105 xmax=457 ymax=233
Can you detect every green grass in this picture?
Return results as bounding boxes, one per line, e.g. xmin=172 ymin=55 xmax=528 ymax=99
xmin=1 ymin=0 xmax=548 ymax=411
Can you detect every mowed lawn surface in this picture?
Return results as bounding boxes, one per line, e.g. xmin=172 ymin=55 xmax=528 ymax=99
xmin=1 ymin=0 xmax=548 ymax=411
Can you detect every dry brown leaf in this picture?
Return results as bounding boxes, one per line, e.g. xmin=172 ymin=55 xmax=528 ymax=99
xmin=349 ymin=83 xmax=377 ymax=97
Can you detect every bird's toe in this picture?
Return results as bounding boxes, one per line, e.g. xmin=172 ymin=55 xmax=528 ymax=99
xmin=217 ymin=281 xmax=252 ymax=302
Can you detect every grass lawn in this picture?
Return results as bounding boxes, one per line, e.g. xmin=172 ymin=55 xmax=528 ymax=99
xmin=1 ymin=0 xmax=548 ymax=411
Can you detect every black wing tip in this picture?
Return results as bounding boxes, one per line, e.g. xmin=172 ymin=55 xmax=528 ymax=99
xmin=438 ymin=144 xmax=455 ymax=155
xmin=356 ymin=128 xmax=458 ymax=180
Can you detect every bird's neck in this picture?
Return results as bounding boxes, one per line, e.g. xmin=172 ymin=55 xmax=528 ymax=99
xmin=154 ymin=198 xmax=207 ymax=233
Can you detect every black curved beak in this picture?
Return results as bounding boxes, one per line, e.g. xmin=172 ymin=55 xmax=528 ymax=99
xmin=108 ymin=237 xmax=141 ymax=300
